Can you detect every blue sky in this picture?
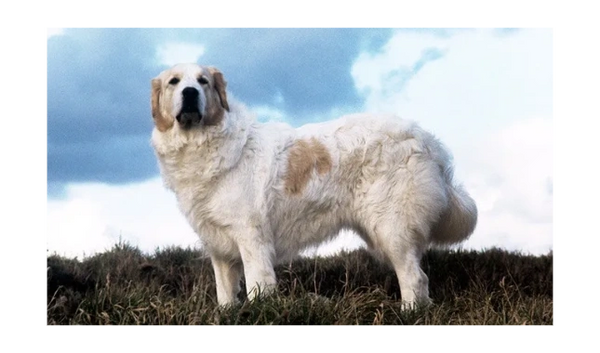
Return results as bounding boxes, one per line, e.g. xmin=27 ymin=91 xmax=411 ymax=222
xmin=47 ymin=28 xmax=553 ymax=258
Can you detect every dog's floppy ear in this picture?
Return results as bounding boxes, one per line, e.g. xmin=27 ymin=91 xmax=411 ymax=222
xmin=151 ymin=78 xmax=173 ymax=132
xmin=208 ymin=67 xmax=230 ymax=112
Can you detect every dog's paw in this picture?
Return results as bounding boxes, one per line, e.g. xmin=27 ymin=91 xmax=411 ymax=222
xmin=400 ymin=297 xmax=433 ymax=311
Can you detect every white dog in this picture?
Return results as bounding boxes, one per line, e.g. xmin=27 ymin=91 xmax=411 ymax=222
xmin=150 ymin=63 xmax=477 ymax=307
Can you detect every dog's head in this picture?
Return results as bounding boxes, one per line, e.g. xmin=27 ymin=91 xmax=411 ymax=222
xmin=151 ymin=63 xmax=230 ymax=132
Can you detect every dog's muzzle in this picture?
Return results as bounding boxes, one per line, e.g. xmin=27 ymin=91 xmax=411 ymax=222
xmin=176 ymin=87 xmax=202 ymax=128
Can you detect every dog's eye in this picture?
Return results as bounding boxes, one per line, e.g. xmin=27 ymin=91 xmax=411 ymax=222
xmin=198 ymin=76 xmax=209 ymax=85
xmin=168 ymin=77 xmax=180 ymax=85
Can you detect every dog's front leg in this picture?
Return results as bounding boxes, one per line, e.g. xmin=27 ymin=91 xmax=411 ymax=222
xmin=210 ymin=255 xmax=243 ymax=306
xmin=239 ymin=237 xmax=277 ymax=301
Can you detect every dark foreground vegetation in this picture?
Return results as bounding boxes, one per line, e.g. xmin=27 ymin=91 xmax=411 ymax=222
xmin=47 ymin=243 xmax=552 ymax=325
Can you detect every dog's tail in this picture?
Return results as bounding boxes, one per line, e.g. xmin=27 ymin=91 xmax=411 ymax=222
xmin=430 ymin=171 xmax=478 ymax=246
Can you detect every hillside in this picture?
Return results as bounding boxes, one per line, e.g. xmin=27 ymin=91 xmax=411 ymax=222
xmin=47 ymin=243 xmax=552 ymax=325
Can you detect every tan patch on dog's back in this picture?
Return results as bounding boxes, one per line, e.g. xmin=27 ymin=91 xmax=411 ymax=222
xmin=285 ymin=138 xmax=333 ymax=195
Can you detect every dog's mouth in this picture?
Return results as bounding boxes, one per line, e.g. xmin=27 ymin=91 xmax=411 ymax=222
xmin=176 ymin=108 xmax=202 ymax=129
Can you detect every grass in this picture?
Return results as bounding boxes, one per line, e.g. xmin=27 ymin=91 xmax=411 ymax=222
xmin=47 ymin=242 xmax=552 ymax=325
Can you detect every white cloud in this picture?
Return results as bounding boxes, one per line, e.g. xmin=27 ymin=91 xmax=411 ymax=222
xmin=303 ymin=230 xmax=367 ymax=258
xmin=352 ymin=29 xmax=552 ymax=150
xmin=47 ymin=178 xmax=199 ymax=258
xmin=252 ymin=104 xmax=288 ymax=123
xmin=460 ymin=117 xmax=552 ymax=254
xmin=47 ymin=28 xmax=64 ymax=38
xmin=47 ymin=197 xmax=112 ymax=258
xmin=156 ymin=42 xmax=205 ymax=67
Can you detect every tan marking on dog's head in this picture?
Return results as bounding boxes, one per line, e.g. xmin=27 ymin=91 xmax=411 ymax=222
xmin=208 ymin=67 xmax=230 ymax=111
xmin=284 ymin=138 xmax=333 ymax=195
xmin=151 ymin=78 xmax=174 ymax=132
xmin=150 ymin=64 xmax=230 ymax=131
xmin=204 ymin=66 xmax=230 ymax=126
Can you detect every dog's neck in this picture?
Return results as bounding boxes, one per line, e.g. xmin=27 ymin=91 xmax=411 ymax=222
xmin=151 ymin=100 xmax=253 ymax=192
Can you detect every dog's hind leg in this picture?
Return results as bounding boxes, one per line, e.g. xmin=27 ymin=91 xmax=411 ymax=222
xmin=374 ymin=221 xmax=432 ymax=309
xmin=356 ymin=197 xmax=431 ymax=308
xmin=211 ymin=256 xmax=243 ymax=306
xmin=369 ymin=157 xmax=446 ymax=308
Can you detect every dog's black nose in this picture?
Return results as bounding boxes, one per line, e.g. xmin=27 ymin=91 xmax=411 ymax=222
xmin=182 ymin=87 xmax=199 ymax=99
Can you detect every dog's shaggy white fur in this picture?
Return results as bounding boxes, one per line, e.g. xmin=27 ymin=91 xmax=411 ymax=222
xmin=150 ymin=63 xmax=477 ymax=307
